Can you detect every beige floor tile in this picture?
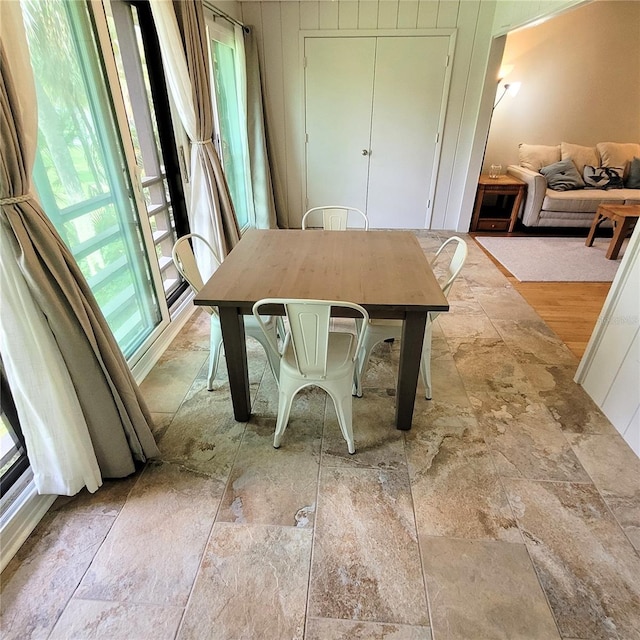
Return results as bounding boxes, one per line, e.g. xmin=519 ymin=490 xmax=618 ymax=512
xmin=166 ymin=308 xmax=211 ymax=352
xmin=323 ymin=388 xmax=406 ymax=470
xmin=470 ymin=391 xmax=591 ymax=482
xmin=305 ymin=618 xmax=432 ymax=639
xmin=407 ymin=409 xmax=521 ymax=542
xmin=438 ymin=314 xmax=501 ymax=340
xmin=140 ymin=349 xmax=207 ymax=413
xmin=178 ymin=522 xmax=312 ymax=640
xmin=0 ymin=511 xmax=114 ymax=640
xmin=149 ymin=412 xmax=174 ymax=440
xmin=474 ymin=284 xmax=542 ymax=321
xmin=521 ymin=364 xmax=618 ymax=435
xmin=76 ymin=462 xmax=222 ymax=606
xmin=567 ymin=432 xmax=640 ymax=551
xmin=421 ymin=537 xmax=561 ymax=640
xmin=309 ymin=467 xmax=428 ymax=626
xmin=504 ymin=478 xmax=640 ymax=640
xmin=49 ymin=600 xmax=183 ymax=640
xmin=217 ymin=380 xmax=323 ymax=527
xmin=493 ymin=319 xmax=578 ymax=365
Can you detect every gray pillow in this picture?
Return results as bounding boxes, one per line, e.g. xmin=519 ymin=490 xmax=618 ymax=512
xmin=540 ymin=158 xmax=585 ymax=191
xmin=625 ymin=157 xmax=640 ymax=189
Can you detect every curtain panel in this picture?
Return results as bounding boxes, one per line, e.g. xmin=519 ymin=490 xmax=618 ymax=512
xmin=149 ymin=0 xmax=240 ymax=280
xmin=0 ymin=1 xmax=159 ymax=496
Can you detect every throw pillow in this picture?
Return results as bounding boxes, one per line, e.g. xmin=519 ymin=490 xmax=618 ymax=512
xmin=583 ymin=166 xmax=625 ymax=189
xmin=519 ymin=143 xmax=561 ymax=171
xmin=625 ymin=157 xmax=640 ymax=189
xmin=561 ymin=142 xmax=599 ymax=175
xmin=540 ymin=158 xmax=585 ymax=191
xmin=596 ymin=142 xmax=640 ymax=177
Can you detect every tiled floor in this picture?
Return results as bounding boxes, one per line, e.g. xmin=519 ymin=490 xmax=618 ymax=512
xmin=2 ymin=232 xmax=639 ymax=640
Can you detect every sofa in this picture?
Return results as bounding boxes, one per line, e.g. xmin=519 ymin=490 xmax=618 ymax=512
xmin=506 ymin=141 xmax=640 ymax=228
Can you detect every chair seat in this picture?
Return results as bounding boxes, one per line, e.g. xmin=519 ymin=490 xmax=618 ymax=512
xmin=281 ymin=331 xmax=356 ymax=378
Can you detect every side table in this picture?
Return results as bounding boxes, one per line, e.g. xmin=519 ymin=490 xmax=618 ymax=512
xmin=470 ymin=174 xmax=526 ymax=232
xmin=585 ymin=203 xmax=640 ymax=260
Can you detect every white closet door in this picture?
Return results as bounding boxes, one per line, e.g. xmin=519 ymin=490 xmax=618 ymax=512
xmin=304 ymin=37 xmax=376 ymax=213
xmin=367 ymin=36 xmax=450 ymax=229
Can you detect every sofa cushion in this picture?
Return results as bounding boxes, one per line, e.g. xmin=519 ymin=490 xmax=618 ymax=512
xmin=597 ymin=142 xmax=640 ymax=177
xmin=542 ymin=188 xmax=628 ymax=213
xmin=540 ymin=159 xmax=585 ymax=191
xmin=561 ymin=142 xmax=599 ymax=174
xmin=625 ymin=157 xmax=640 ymax=189
xmin=583 ymin=166 xmax=625 ymax=189
xmin=519 ymin=143 xmax=561 ymax=171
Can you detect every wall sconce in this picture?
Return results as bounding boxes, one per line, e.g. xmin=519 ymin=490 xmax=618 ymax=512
xmin=493 ymin=81 xmax=521 ymax=110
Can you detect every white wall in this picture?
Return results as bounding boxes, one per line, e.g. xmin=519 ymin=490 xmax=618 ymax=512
xmin=577 ymin=225 xmax=640 ymax=456
xmin=239 ymin=0 xmax=497 ymax=231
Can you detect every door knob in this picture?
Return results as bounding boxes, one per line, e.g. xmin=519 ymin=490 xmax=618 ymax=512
xmin=362 ymin=149 xmax=369 ymax=156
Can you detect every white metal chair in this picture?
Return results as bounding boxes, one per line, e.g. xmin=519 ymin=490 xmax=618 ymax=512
xmin=353 ymin=236 xmax=468 ymax=399
xmin=253 ymin=298 xmax=369 ymax=454
xmin=172 ymin=234 xmax=281 ymax=390
xmin=301 ymin=206 xmax=369 ymax=231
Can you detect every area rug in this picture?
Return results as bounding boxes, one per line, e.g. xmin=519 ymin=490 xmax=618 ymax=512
xmin=475 ymin=236 xmax=626 ymax=282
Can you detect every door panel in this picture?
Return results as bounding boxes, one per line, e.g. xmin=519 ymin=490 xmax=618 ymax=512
xmin=304 ymin=35 xmax=450 ymax=230
xmin=305 ymin=37 xmax=376 ymax=213
xmin=367 ymin=37 xmax=449 ymax=229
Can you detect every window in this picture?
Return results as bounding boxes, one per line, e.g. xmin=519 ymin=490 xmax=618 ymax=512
xmin=207 ymin=19 xmax=253 ymax=229
xmin=23 ymin=0 xmax=166 ymax=358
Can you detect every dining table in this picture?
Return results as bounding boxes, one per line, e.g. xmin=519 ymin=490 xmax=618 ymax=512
xmin=194 ymin=228 xmax=449 ymax=430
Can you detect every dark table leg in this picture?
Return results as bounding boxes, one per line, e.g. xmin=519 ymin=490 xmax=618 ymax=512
xmin=396 ymin=310 xmax=428 ymax=430
xmin=218 ymin=307 xmax=250 ymax=421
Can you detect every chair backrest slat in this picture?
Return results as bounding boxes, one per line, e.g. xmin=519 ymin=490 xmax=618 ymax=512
xmin=302 ymin=206 xmax=369 ymax=230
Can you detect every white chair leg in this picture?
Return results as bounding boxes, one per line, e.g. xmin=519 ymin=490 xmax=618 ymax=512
xmin=208 ymin=319 xmax=224 ymax=391
xmin=353 ymin=334 xmax=376 ymax=398
xmin=329 ymin=384 xmax=355 ymax=454
xmin=420 ymin=323 xmax=434 ymax=400
xmin=273 ymin=387 xmax=296 ymax=448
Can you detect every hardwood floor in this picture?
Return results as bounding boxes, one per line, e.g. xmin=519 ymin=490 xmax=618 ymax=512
xmin=474 ymin=239 xmax=612 ymax=359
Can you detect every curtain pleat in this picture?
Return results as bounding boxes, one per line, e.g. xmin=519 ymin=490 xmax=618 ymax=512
xmin=150 ymin=0 xmax=240 ymax=281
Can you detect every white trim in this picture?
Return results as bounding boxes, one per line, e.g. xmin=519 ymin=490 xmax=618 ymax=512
xmin=0 ymin=472 xmax=56 ymax=572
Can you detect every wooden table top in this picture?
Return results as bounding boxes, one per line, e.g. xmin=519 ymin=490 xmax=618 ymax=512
xmin=478 ymin=174 xmax=525 ymax=187
xmin=597 ymin=203 xmax=640 ymax=218
xmin=195 ymin=229 xmax=449 ymax=314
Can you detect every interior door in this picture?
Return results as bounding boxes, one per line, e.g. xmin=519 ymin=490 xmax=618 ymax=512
xmin=304 ymin=37 xmax=376 ymax=213
xmin=304 ymin=36 xmax=450 ymax=229
xmin=367 ymin=37 xmax=449 ymax=229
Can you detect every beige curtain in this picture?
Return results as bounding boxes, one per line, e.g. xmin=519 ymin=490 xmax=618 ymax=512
xmin=150 ymin=0 xmax=240 ymax=280
xmin=244 ymin=27 xmax=278 ymax=229
xmin=0 ymin=3 xmax=159 ymax=495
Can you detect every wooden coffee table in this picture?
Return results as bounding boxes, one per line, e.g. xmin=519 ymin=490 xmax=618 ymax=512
xmin=586 ymin=203 xmax=640 ymax=260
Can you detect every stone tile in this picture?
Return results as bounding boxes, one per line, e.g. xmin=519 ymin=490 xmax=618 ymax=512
xmin=51 ymin=474 xmax=140 ymax=517
xmin=421 ymin=537 xmax=561 ymax=640
xmin=49 ymin=600 xmax=183 ymax=640
xmin=438 ymin=314 xmax=501 ymax=340
xmin=463 ymin=264 xmax=509 ymax=288
xmin=358 ymin=340 xmax=400 ymax=393
xmin=407 ymin=407 xmax=521 ymax=542
xmin=140 ymin=349 xmax=207 ymax=413
xmin=217 ymin=377 xmax=323 ymax=527
xmin=305 ymin=618 xmax=432 ymax=639
xmin=521 ymin=364 xmax=618 ymax=435
xmin=445 ymin=280 xmax=486 ymax=316
xmin=178 ymin=523 xmax=312 ymax=640
xmin=166 ymin=307 xmax=210 ymax=352
xmin=149 ymin=412 xmax=174 ymax=440
xmin=158 ymin=377 xmax=246 ymax=479
xmin=449 ymin=338 xmax=534 ymax=395
xmin=493 ymin=319 xmax=577 ymax=365
xmin=420 ymin=345 xmax=470 ymax=405
xmin=324 ymin=389 xmax=406 ymax=470
xmin=0 ymin=511 xmax=114 ymax=640
xmin=470 ymin=391 xmax=591 ymax=482
xmin=76 ymin=461 xmax=221 ymax=606
xmin=567 ymin=432 xmax=640 ymax=552
xmin=474 ymin=284 xmax=542 ymax=321
xmin=504 ymin=478 xmax=640 ymax=640
xmin=309 ymin=467 xmax=428 ymax=626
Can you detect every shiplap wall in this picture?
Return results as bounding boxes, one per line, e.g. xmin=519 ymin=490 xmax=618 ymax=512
xmin=238 ymin=0 xmax=497 ymax=230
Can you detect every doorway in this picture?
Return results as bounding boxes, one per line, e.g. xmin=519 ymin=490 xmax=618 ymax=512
xmin=304 ymin=34 xmax=452 ymax=229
